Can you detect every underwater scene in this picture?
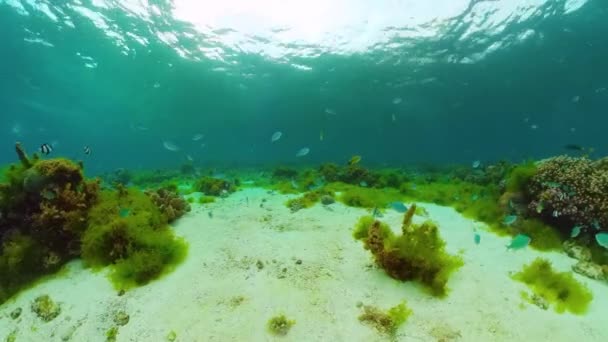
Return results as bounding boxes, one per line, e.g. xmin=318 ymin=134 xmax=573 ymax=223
xmin=1 ymin=0 xmax=608 ymax=341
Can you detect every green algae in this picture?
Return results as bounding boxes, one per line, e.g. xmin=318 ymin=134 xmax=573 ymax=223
xmin=505 ymin=161 xmax=537 ymax=193
xmin=81 ymin=189 xmax=188 ymax=289
xmin=512 ymin=258 xmax=592 ymax=315
xmin=358 ymin=301 xmax=412 ymax=336
xmin=266 ymin=314 xmax=295 ymax=336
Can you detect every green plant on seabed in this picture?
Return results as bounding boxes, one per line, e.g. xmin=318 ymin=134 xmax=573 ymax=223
xmin=267 ymin=314 xmax=295 ymax=336
xmin=512 ymin=257 xmax=593 ymax=314
xmin=358 ymin=301 xmax=412 ymax=337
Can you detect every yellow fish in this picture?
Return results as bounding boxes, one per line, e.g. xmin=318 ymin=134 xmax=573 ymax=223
xmin=348 ymin=155 xmax=361 ymax=165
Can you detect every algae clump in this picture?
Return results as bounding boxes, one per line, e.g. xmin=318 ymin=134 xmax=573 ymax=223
xmin=354 ymin=204 xmax=463 ymax=296
xmin=358 ymin=301 xmax=412 ymax=336
xmin=31 ymin=294 xmax=61 ymax=322
xmin=81 ymin=189 xmax=188 ymax=289
xmin=512 ymin=257 xmax=592 ymax=314
xmin=266 ymin=314 xmax=295 ymax=336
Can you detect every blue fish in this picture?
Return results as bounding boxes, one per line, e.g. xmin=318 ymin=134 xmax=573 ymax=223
xmin=507 ymin=234 xmax=531 ymax=250
xmin=571 ymin=225 xmax=582 ymax=238
xmin=119 ymin=208 xmax=130 ymax=218
xmin=503 ymin=215 xmax=517 ymax=226
xmin=595 ymin=232 xmax=608 ymax=249
xmin=474 ymin=232 xmax=481 ymax=245
xmin=389 ymin=201 xmax=407 ymax=213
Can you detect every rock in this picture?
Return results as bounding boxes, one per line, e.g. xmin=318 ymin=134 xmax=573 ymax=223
xmin=31 ymin=295 xmax=61 ymax=322
xmin=563 ymin=240 xmax=592 ymax=262
xmin=113 ymin=311 xmax=130 ymax=326
xmin=10 ymin=307 xmax=22 ymax=320
xmin=256 ymin=260 xmax=264 ymax=270
xmin=320 ymin=195 xmax=335 ymax=205
xmin=572 ymin=261 xmax=607 ymax=281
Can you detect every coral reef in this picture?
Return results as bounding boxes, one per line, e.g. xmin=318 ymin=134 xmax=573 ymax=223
xmin=512 ymin=257 xmax=593 ymax=314
xmin=266 ymin=314 xmax=295 ymax=336
xmin=354 ymin=204 xmax=463 ymax=296
xmin=193 ymin=176 xmax=236 ymax=196
xmin=358 ymin=301 xmax=412 ymax=336
xmin=526 ymin=156 xmax=608 ymax=235
xmin=1 ymin=144 xmax=99 ymax=303
xmin=31 ymin=294 xmax=61 ymax=322
xmin=145 ymin=186 xmax=191 ymax=222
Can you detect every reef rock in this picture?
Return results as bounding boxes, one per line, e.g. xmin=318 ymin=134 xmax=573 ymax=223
xmin=572 ymin=261 xmax=607 ymax=281
xmin=563 ymin=240 xmax=592 ymax=262
xmin=145 ymin=187 xmax=191 ymax=223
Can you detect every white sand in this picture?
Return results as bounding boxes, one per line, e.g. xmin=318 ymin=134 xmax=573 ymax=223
xmin=1 ymin=188 xmax=607 ymax=342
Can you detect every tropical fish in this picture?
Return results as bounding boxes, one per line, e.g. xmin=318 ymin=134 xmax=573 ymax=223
xmin=271 ymin=131 xmax=282 ymax=142
xmin=192 ymin=134 xmax=204 ymax=141
xmin=571 ymin=225 xmax=582 ymax=238
xmin=84 ymin=145 xmax=91 ymax=155
xmin=471 ymin=194 xmax=479 ymax=201
xmin=472 ymin=160 xmax=481 ymax=168
xmin=503 ymin=215 xmax=517 ymax=226
xmin=39 ymin=143 xmax=53 ymax=155
xmin=348 ymin=155 xmax=361 ymax=165
xmin=319 ymin=130 xmax=324 ymax=141
xmin=392 ymin=97 xmax=403 ymax=104
xmin=592 ymin=220 xmax=601 ymax=230
xmin=474 ymin=232 xmax=481 ymax=245
xmin=595 ymin=232 xmax=608 ymax=249
xmin=186 ymin=155 xmax=193 ymax=162
xmin=507 ymin=234 xmax=531 ymax=250
xmin=324 ymin=108 xmax=336 ymax=115
xmin=208 ymin=211 xmax=213 ymax=219
xmin=552 ymin=210 xmax=560 ymax=218
xmin=391 ymin=113 xmax=396 ymax=122
xmin=359 ymin=181 xmax=368 ymax=187
xmin=563 ymin=144 xmax=585 ymax=151
xmin=390 ymin=202 xmax=407 ymax=213
xmin=296 ymin=147 xmax=310 ymax=157
xmin=163 ymin=141 xmax=180 ymax=152
xmin=119 ymin=208 xmax=130 ymax=218
xmin=535 ymin=201 xmax=545 ymax=214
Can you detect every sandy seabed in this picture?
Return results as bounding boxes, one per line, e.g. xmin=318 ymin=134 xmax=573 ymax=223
xmin=1 ymin=188 xmax=607 ymax=342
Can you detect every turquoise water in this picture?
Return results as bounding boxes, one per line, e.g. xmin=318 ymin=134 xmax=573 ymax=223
xmin=1 ymin=0 xmax=607 ymax=174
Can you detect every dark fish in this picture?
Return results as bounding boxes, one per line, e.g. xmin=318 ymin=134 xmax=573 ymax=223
xmin=39 ymin=143 xmax=53 ymax=155
xmin=84 ymin=145 xmax=91 ymax=155
xmin=563 ymin=144 xmax=585 ymax=151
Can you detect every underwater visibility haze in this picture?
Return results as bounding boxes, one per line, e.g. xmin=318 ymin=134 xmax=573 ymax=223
xmin=1 ymin=0 xmax=608 ymax=341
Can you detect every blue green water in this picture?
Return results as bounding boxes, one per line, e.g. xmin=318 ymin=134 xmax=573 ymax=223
xmin=1 ymin=0 xmax=607 ymax=174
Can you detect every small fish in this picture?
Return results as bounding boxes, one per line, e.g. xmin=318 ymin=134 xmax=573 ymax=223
xmin=571 ymin=225 xmax=582 ymax=238
xmin=39 ymin=143 xmax=53 ymax=155
xmin=592 ymin=220 xmax=601 ymax=230
xmin=507 ymin=234 xmax=531 ymax=250
xmin=472 ymin=160 xmax=481 ymax=168
xmin=535 ymin=201 xmax=545 ymax=214
xmin=371 ymin=207 xmax=383 ymax=218
xmin=296 ymin=147 xmax=310 ymax=157
xmin=324 ymin=108 xmax=336 ymax=115
xmin=119 ymin=208 xmax=130 ymax=218
xmin=390 ymin=202 xmax=407 ymax=213
xmin=271 ymin=131 xmax=282 ymax=142
xmin=84 ymin=145 xmax=91 ymax=155
xmin=186 ymin=155 xmax=193 ymax=162
xmin=359 ymin=181 xmax=368 ymax=187
xmin=319 ymin=130 xmax=324 ymax=141
xmin=595 ymin=232 xmax=608 ymax=249
xmin=392 ymin=97 xmax=403 ymax=104
xmin=41 ymin=189 xmax=56 ymax=200
xmin=192 ymin=134 xmax=204 ymax=141
xmin=563 ymin=144 xmax=586 ymax=152
xmin=471 ymin=194 xmax=479 ymax=201
xmin=348 ymin=155 xmax=361 ymax=165
xmin=208 ymin=211 xmax=213 ymax=219
xmin=163 ymin=141 xmax=180 ymax=151
xmin=391 ymin=113 xmax=396 ymax=122
xmin=552 ymin=210 xmax=559 ymax=218
xmin=503 ymin=215 xmax=517 ymax=226
xmin=474 ymin=232 xmax=481 ymax=245
xmin=290 ymin=179 xmax=298 ymax=189
xmin=530 ymin=124 xmax=539 ymax=130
